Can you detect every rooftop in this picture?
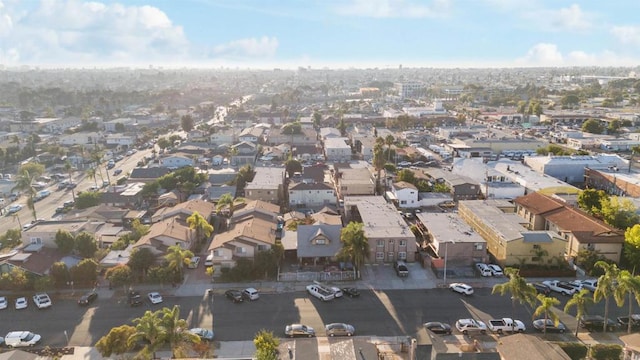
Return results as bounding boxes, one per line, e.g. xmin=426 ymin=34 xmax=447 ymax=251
xmin=416 ymin=212 xmax=486 ymax=244
xmin=343 ymin=196 xmax=414 ymax=239
xmin=245 ymin=167 xmax=285 ymax=190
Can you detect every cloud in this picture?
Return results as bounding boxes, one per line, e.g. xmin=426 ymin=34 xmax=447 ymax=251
xmin=528 ymin=4 xmax=592 ymax=32
xmin=516 ymin=43 xmax=638 ymax=67
xmin=335 ymin=0 xmax=451 ymax=18
xmin=516 ymin=43 xmax=564 ymax=66
xmin=611 ymin=25 xmax=640 ymax=45
xmin=212 ymin=36 xmax=279 ymax=58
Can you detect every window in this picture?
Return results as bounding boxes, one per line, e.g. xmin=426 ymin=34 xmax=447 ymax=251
xmin=533 ymin=244 xmax=541 ymax=250
xmin=315 ymin=238 xmax=326 ymax=245
xmin=377 ymin=240 xmax=385 ymax=247
xmin=376 ymin=252 xmax=384 ymax=260
xmin=30 ymin=237 xmax=42 ymax=244
xmin=389 ymin=239 xmax=395 ymax=246
xmin=398 ymin=252 xmax=407 ymax=260
xmin=257 ymin=245 xmax=269 ymax=251
xmin=399 ymin=240 xmax=407 ymax=247
xmin=213 ymin=250 xmax=221 ymax=256
xmin=475 ymin=243 xmax=483 ymax=250
xmin=400 ymin=200 xmax=407 ymax=204
xmin=236 ymin=247 xmax=246 ymax=254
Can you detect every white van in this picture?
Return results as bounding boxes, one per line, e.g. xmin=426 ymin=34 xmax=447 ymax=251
xmin=204 ymin=253 xmax=214 ymax=267
xmin=5 ymin=331 xmax=41 ymax=347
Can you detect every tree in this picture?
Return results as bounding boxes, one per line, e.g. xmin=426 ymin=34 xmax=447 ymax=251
xmin=492 ymin=267 xmax=537 ymax=329
xmin=396 ymin=169 xmax=416 ymax=184
xmin=128 ymin=248 xmax=156 ymax=279
xmin=96 ymin=325 xmax=136 ymax=358
xmin=254 ymin=329 xmax=279 ymax=360
xmin=337 ymin=118 xmax=347 ymax=136
xmin=50 ymin=261 xmax=69 ymax=288
xmin=312 ymin=111 xmax=322 ymax=128
xmin=338 ymin=222 xmax=369 ymax=279
xmin=165 ymin=244 xmax=194 ymax=282
xmin=560 ymin=94 xmax=580 ymax=108
xmin=284 ymin=158 xmax=302 ymax=177
xmin=128 ymin=310 xmax=164 ymax=360
xmin=75 ymin=232 xmax=97 ymax=258
xmin=564 ymin=289 xmax=594 ymax=336
xmin=76 ymin=191 xmax=102 ymax=209
xmin=624 ymin=225 xmax=640 ymax=272
xmin=64 ymin=161 xmax=76 ymax=202
xmin=385 ymin=135 xmax=395 ymax=162
xmin=577 ymin=189 xmax=606 ymax=216
xmin=160 ymin=305 xmax=201 ymax=358
xmin=216 ymin=192 xmax=245 ymax=218
xmin=582 ymin=119 xmax=604 ymax=134
xmin=0 ymin=228 xmax=21 ymax=249
xmin=12 ymin=163 xmax=45 ymax=221
xmin=533 ymin=294 xmax=561 ymax=335
xmin=86 ymin=167 xmax=98 ymax=188
xmin=614 ymin=270 xmax=640 ymax=334
xmin=608 ymin=119 xmax=622 ymax=135
xmin=54 ymin=229 xmax=75 ymax=254
xmin=373 ymin=142 xmax=385 ymax=194
xmin=70 ymin=258 xmax=98 ymax=285
xmin=187 ymin=211 xmax=213 ymax=244
xmin=157 ymin=137 xmax=171 ymax=150
xmin=600 ymin=196 xmax=639 ymax=230
xmin=593 ymin=261 xmax=620 ymax=332
xmin=115 ymin=123 xmax=125 ymax=132
xmin=105 ymin=264 xmax=132 ymax=291
xmin=181 ymin=114 xmax=194 ymax=132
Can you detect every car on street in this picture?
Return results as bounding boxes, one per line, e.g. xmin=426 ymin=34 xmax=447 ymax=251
xmin=580 ymin=315 xmax=618 ymax=332
xmin=89 ymin=185 xmax=100 ymax=191
xmin=54 ymin=206 xmax=65 ymax=214
xmin=129 ymin=291 xmax=142 ymax=307
xmin=617 ymin=315 xmax=640 ymax=330
xmin=242 ymin=288 xmax=260 ymax=301
xmin=63 ymin=200 xmax=75 ymax=208
xmin=475 ymin=263 xmax=492 ymax=277
xmin=66 ymin=182 xmax=77 ymax=189
xmin=32 ymin=293 xmax=52 ymax=309
xmin=189 ymin=328 xmax=214 ymax=341
xmin=532 ymin=318 xmax=566 ymax=333
xmin=148 ymin=292 xmax=163 ymax=304
xmin=4 ymin=331 xmax=41 ymax=348
xmin=424 ymin=322 xmax=452 ymax=335
xmin=449 ymin=283 xmax=474 ymax=296
xmin=341 ymin=287 xmax=360 ymax=297
xmin=394 ymin=260 xmax=409 ymax=277
xmin=225 ymin=290 xmax=243 ymax=303
xmin=113 ymin=169 xmax=123 ymax=176
xmin=15 ymin=297 xmax=28 ymax=310
xmin=581 ymin=279 xmax=598 ymax=292
xmin=487 ymin=264 xmax=503 ymax=276
xmin=330 ymin=287 xmax=343 ymax=298
xmin=530 ymin=283 xmax=551 ymax=295
xmin=455 ymin=319 xmax=487 ymax=335
xmin=7 ymin=204 xmax=22 ymax=214
xmin=285 ymin=324 xmax=315 ymax=338
xmin=78 ymin=291 xmax=98 ymax=306
xmin=325 ymin=323 xmax=355 ymax=337
xmin=0 ymin=296 xmax=7 ymax=310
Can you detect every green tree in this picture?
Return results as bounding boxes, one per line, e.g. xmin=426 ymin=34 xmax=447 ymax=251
xmin=614 ymin=270 xmax=640 ymax=334
xmin=582 ymin=119 xmax=604 ymax=134
xmin=312 ymin=111 xmax=322 ymax=128
xmin=165 ymin=244 xmax=194 ymax=282
xmin=608 ymin=119 xmax=622 ymax=135
xmin=128 ymin=248 xmax=156 ymax=279
xmin=157 ymin=137 xmax=171 ymax=150
xmin=187 ymin=211 xmax=213 ymax=244
xmin=385 ymin=134 xmax=395 ymax=162
xmin=564 ymin=289 xmax=594 ymax=336
xmin=373 ymin=142 xmax=385 ymax=194
xmin=284 ymin=158 xmax=302 ymax=177
xmin=396 ymin=169 xmax=416 ymax=184
xmin=128 ymin=310 xmax=164 ymax=360
xmin=337 ymin=118 xmax=347 ymax=136
xmin=105 ymin=264 xmax=132 ymax=291
xmin=181 ymin=114 xmax=194 ymax=132
xmin=600 ymin=196 xmax=639 ymax=230
xmin=338 ymin=222 xmax=369 ymax=279
xmin=561 ymin=94 xmax=580 ymax=108
xmin=50 ymin=261 xmax=69 ymax=288
xmin=54 ymin=229 xmax=75 ymax=254
xmin=96 ymin=325 xmax=136 ymax=358
xmin=12 ymin=162 xmax=45 ymax=221
xmin=114 ymin=123 xmax=125 ymax=132
xmin=64 ymin=161 xmax=77 ymax=202
xmin=533 ymin=294 xmax=561 ymax=335
xmin=593 ymin=261 xmax=620 ymax=332
xmin=70 ymin=258 xmax=98 ymax=285
xmin=254 ymin=329 xmax=279 ymax=360
xmin=160 ymin=305 xmax=201 ymax=358
xmin=0 ymin=228 xmax=22 ymax=249
xmin=492 ymin=268 xmax=537 ymax=323
xmin=624 ymin=225 xmax=640 ymax=272
xmin=75 ymin=231 xmax=97 ymax=258
xmin=76 ymin=191 xmax=102 ymax=209
xmin=577 ymin=189 xmax=607 ymax=216
xmin=86 ymin=167 xmax=98 ymax=188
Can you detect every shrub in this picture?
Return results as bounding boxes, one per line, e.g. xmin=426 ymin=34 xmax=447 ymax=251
xmin=555 ymin=342 xmax=588 ymax=360
xmin=590 ymin=344 xmax=622 ymax=360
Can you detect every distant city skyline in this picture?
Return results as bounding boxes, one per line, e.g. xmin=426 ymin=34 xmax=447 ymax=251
xmin=1 ymin=0 xmax=640 ymax=69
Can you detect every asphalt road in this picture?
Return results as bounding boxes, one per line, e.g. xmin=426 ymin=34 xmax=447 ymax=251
xmin=0 ymin=288 xmax=632 ymax=347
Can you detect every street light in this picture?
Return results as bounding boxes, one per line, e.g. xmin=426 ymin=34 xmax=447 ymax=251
xmin=442 ymin=240 xmax=455 ymax=285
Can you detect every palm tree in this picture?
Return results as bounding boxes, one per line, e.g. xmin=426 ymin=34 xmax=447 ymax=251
xmin=64 ymin=161 xmax=76 ymax=202
xmin=564 ymin=289 xmax=594 ymax=336
xmin=165 ymin=244 xmax=194 ymax=283
xmin=86 ymin=167 xmax=98 ymax=189
xmin=492 ymin=268 xmax=537 ymax=330
xmin=614 ymin=270 xmax=640 ymax=333
xmin=338 ymin=222 xmax=369 ymax=279
xmin=160 ymin=305 xmax=201 ymax=358
xmin=12 ymin=170 xmax=39 ymax=221
xmin=216 ymin=193 xmax=246 ymax=217
xmin=373 ymin=143 xmax=385 ymax=195
xmin=533 ymin=294 xmax=561 ymax=336
xmin=385 ymin=134 xmax=395 ymax=162
xmin=128 ymin=310 xmax=164 ymax=360
xmin=187 ymin=211 xmax=214 ymax=245
xmin=594 ymin=261 xmax=620 ymax=332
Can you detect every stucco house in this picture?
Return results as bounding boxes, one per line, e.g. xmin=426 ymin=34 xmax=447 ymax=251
xmin=390 ymin=181 xmax=418 ymax=208
xmin=159 ymin=155 xmax=194 ymax=169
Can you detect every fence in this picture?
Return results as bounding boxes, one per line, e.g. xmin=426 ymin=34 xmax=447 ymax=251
xmin=277 ymin=270 xmax=356 ymax=282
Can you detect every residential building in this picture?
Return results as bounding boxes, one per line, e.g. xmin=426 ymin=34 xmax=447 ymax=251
xmin=289 ymin=181 xmax=336 ymax=208
xmin=187 ymin=129 xmax=209 ymax=143
xmin=133 ymin=217 xmax=195 ymax=255
xmin=584 ymin=167 xmax=640 ymax=197
xmin=208 ymin=185 xmax=236 ymax=202
xmin=324 ymin=137 xmax=351 ymax=162
xmin=244 ymin=167 xmax=286 ymax=205
xmin=343 ymin=196 xmax=417 ymax=263
xmin=104 ymin=117 xmax=138 ymax=132
xmin=458 ymin=200 xmax=567 ymax=266
xmin=319 ymin=127 xmax=342 ymax=140
xmin=208 ymin=168 xmax=238 ymax=185
xmin=100 ymin=182 xmax=145 ymax=208
xmin=230 ymin=141 xmax=257 ymax=166
xmin=513 ymin=192 xmax=624 ymax=263
xmin=296 ymin=224 xmax=342 ymax=265
xmin=394 ymin=81 xmax=425 ymax=99
xmin=129 ymin=167 xmax=171 ymax=183
xmin=209 ymin=129 xmax=236 ymax=145
xmin=335 ymin=167 xmax=375 ymax=198
xmin=207 ymin=215 xmax=277 ymax=268
xmin=497 ymin=334 xmax=572 ymax=360
xmin=105 ymin=134 xmax=136 ymax=147
xmin=267 ymin=128 xmax=318 ymax=146
xmin=390 ymin=181 xmax=418 ymax=208
xmin=238 ymin=127 xmax=264 ymax=143
xmin=151 ymin=199 xmax=215 ymax=223
xmin=620 ymin=333 xmax=640 ymax=360
xmin=21 ymin=220 xmax=105 ymax=249
xmin=423 ymin=168 xmax=481 ymax=201
xmin=159 ymin=155 xmax=194 ymax=169
xmin=58 ymin=131 xmax=102 ymax=146
xmin=451 ymin=158 xmax=524 ymax=199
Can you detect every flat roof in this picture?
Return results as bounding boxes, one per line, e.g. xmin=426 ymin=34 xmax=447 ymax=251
xmin=245 ymin=167 xmax=285 ymax=190
xmin=344 ymin=196 xmax=414 ymax=239
xmin=416 ymin=212 xmax=486 ymax=244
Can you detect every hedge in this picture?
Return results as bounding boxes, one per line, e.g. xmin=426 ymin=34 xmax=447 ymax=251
xmin=555 ymin=342 xmax=588 ymax=360
xmin=590 ymin=344 xmax=622 ymax=360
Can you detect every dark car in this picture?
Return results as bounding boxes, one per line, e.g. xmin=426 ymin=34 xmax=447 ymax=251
xmin=532 ymin=318 xmax=566 ymax=333
xmin=424 ymin=322 xmax=452 ymax=335
xmin=128 ymin=291 xmax=142 ymax=307
xmin=78 ymin=291 xmax=98 ymax=306
xmin=113 ymin=169 xmax=123 ymax=176
xmin=530 ymin=282 xmax=551 ymax=295
xmin=225 ymin=289 xmax=243 ymax=303
xmin=341 ymin=287 xmax=360 ymax=298
xmin=580 ymin=315 xmax=618 ymax=332
xmin=617 ymin=315 xmax=640 ymax=330
xmin=394 ymin=260 xmax=409 ymax=277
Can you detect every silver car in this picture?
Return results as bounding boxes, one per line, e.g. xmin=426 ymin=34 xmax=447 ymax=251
xmin=325 ymin=323 xmax=355 ymax=337
xmin=285 ymin=324 xmax=315 ymax=338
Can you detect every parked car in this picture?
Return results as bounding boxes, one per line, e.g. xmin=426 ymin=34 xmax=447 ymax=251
xmin=147 ymin=292 xmax=163 ymax=304
xmin=129 ymin=291 xmax=142 ymax=307
xmin=4 ymin=331 xmax=41 ymax=348
xmin=532 ymin=318 xmax=566 ymax=333
xmin=341 ymin=287 xmax=360 ymax=298
xmin=225 ymin=290 xmax=243 ymax=303
xmin=617 ymin=315 xmax=640 ymax=330
xmin=32 ymin=293 xmax=52 ymax=309
xmin=542 ymin=280 xmax=576 ymax=296
xmin=15 ymin=297 xmax=28 ymax=310
xmin=113 ymin=169 xmax=123 ymax=176
xmin=487 ymin=318 xmax=526 ymax=334
xmin=78 ymin=291 xmax=98 ymax=306
xmin=189 ymin=328 xmax=214 ymax=341
xmin=455 ymin=319 xmax=487 ymax=335
xmin=285 ymin=324 xmax=315 ymax=338
xmin=579 ymin=315 xmax=618 ymax=332
xmin=449 ymin=283 xmax=474 ymax=296
xmin=394 ymin=260 xmax=409 ymax=277
xmin=330 ymin=287 xmax=343 ymax=298
xmin=487 ymin=264 xmax=503 ymax=276
xmin=0 ymin=296 xmax=7 ymax=310
xmin=424 ymin=322 xmax=452 ymax=335
xmin=242 ymin=288 xmax=260 ymax=301
xmin=187 ymin=256 xmax=200 ymax=269
xmin=580 ymin=279 xmax=598 ymax=292
xmin=475 ymin=263 xmax=492 ymax=277
xmin=7 ymin=204 xmax=22 ymax=214
xmin=530 ymin=283 xmax=551 ymax=295
xmin=325 ymin=323 xmax=355 ymax=337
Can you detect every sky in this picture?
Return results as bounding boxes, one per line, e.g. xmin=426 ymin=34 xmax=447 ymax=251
xmin=1 ymin=0 xmax=640 ymax=69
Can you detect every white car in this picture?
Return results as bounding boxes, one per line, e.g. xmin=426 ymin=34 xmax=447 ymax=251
xmin=581 ymin=279 xmax=598 ymax=292
xmin=330 ymin=287 xmax=343 ymax=298
xmin=7 ymin=204 xmax=22 ymax=214
xmin=32 ymin=293 xmax=52 ymax=309
xmin=455 ymin=318 xmax=487 ymax=335
xmin=0 ymin=296 xmax=7 ymax=310
xmin=15 ymin=297 xmax=28 ymax=310
xmin=449 ymin=283 xmax=474 ymax=296
xmin=475 ymin=263 xmax=492 ymax=277
xmin=148 ymin=292 xmax=163 ymax=304
xmin=487 ymin=264 xmax=503 ymax=276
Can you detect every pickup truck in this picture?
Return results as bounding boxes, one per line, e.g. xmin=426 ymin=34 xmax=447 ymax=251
xmin=487 ymin=318 xmax=526 ymax=334
xmin=306 ymin=284 xmax=335 ymax=302
xmin=542 ymin=280 xmax=576 ymax=296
